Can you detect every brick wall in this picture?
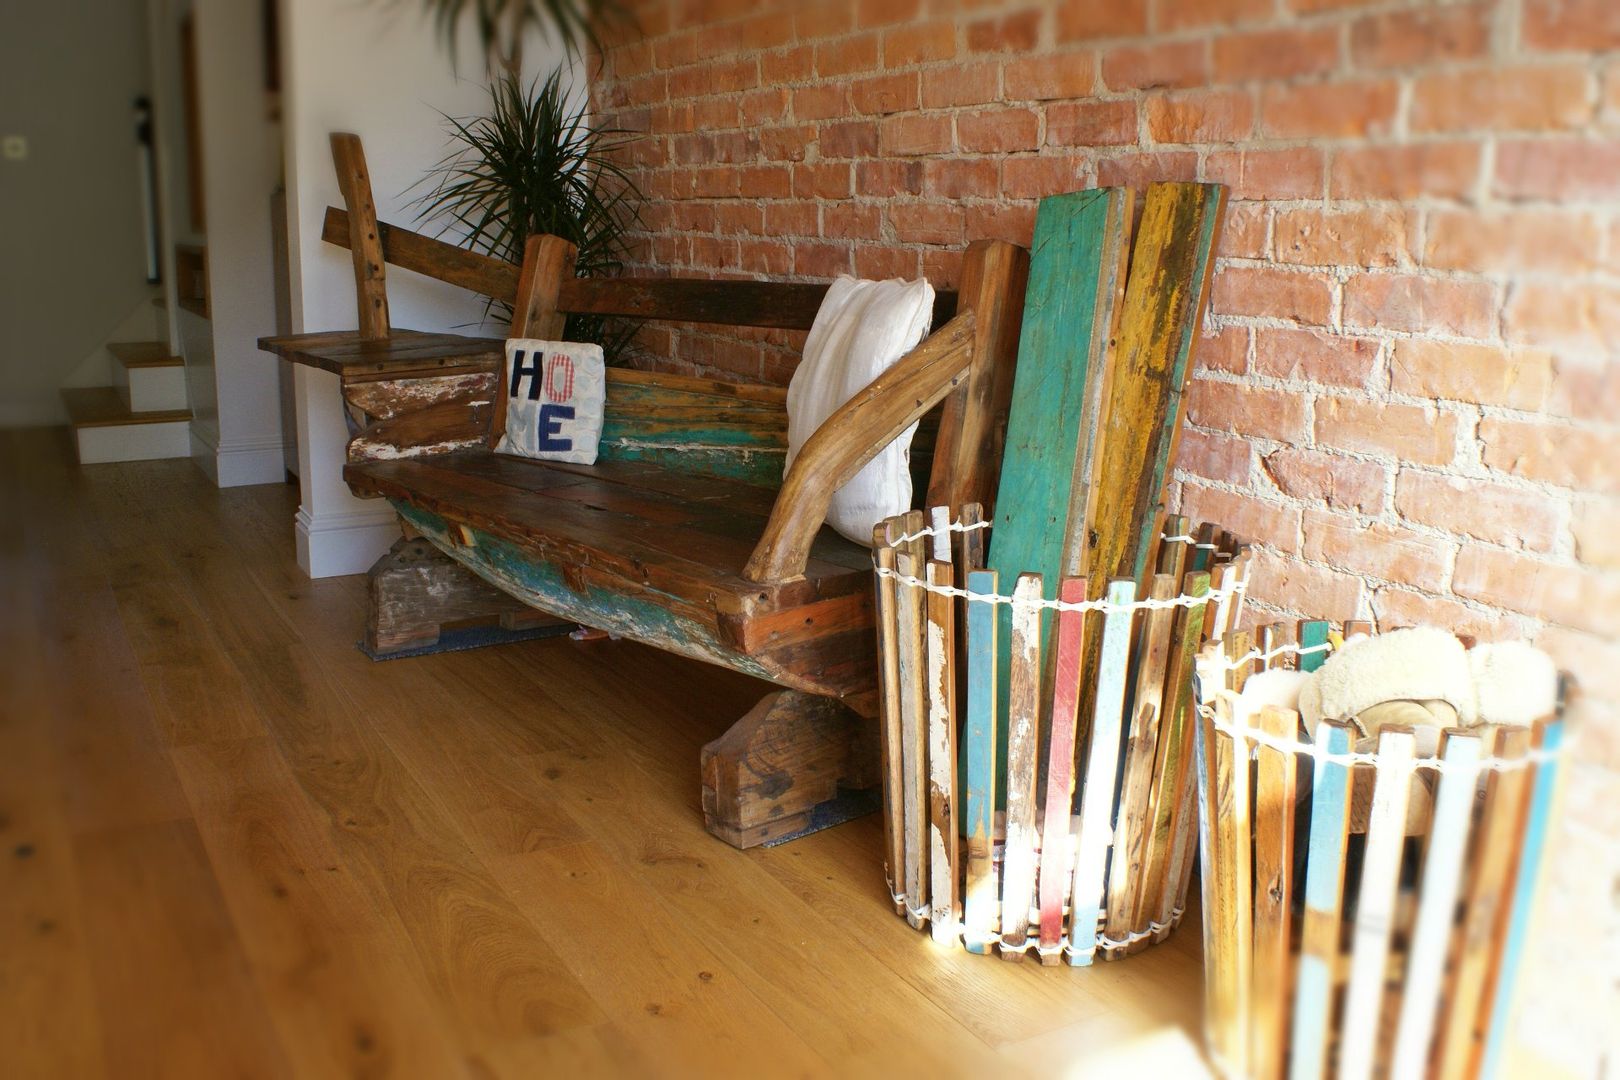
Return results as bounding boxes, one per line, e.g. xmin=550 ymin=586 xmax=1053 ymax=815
xmin=592 ymin=7 xmax=1617 ymax=1059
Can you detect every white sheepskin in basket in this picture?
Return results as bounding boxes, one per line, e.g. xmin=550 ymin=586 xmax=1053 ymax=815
xmin=786 ymin=275 xmax=936 ymax=545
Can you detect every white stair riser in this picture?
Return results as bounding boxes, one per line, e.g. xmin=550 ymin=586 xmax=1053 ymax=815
xmin=75 ymin=421 xmax=191 ymax=464
xmin=123 ymin=365 xmax=188 ymax=412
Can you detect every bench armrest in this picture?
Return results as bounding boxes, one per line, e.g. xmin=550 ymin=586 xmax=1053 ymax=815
xmin=743 ymin=310 xmax=978 ymax=584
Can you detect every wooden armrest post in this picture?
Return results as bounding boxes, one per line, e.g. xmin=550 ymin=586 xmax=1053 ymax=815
xmin=742 ymin=310 xmax=978 ymax=585
xmin=489 ymin=233 xmax=579 ymax=449
xmin=329 ymin=133 xmax=390 ymax=341
xmin=924 ymin=239 xmax=1029 ymax=516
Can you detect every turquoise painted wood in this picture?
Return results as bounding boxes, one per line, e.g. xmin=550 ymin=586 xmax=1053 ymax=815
xmin=984 ymin=187 xmax=1125 ymax=802
xmin=1481 ymin=719 xmax=1565 ymax=1080
xmin=1298 ymin=620 xmax=1332 ymax=674
xmin=963 ymin=568 xmax=1000 ymax=955
xmin=1290 ymin=722 xmax=1355 ymax=1080
xmin=596 ymin=441 xmax=785 ymax=487
xmin=1067 ymin=578 xmax=1137 ymax=966
xmin=1392 ymin=732 xmax=1485 ymax=1080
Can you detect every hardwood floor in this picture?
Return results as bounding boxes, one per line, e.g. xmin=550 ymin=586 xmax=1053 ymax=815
xmin=0 ymin=429 xmax=1205 ymax=1079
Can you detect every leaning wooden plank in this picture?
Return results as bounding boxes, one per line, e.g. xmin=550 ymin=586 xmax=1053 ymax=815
xmin=1157 ymin=514 xmax=1191 ymax=579
xmin=1478 ymin=717 xmax=1565 ymax=1080
xmin=1212 ymin=689 xmax=1254 ymax=1073
xmin=1434 ymin=726 xmax=1533 ymax=1080
xmin=1391 ymin=730 xmax=1484 ymax=1080
xmin=962 ymin=568 xmax=1000 ymax=955
xmin=1297 ymin=619 xmax=1332 ymax=674
xmin=1193 ymin=656 xmax=1235 ymax=1065
xmin=1038 ymin=577 xmax=1087 ymax=963
xmin=1290 ymin=721 xmax=1357 ymax=1080
xmin=329 ymin=134 xmax=391 ymax=340
xmin=1102 ymin=573 xmax=1177 ymax=946
xmin=959 ymin=502 xmax=987 ymax=572
xmin=894 ymin=514 xmax=930 ymax=930
xmin=1068 ymin=579 xmax=1137 ymax=966
xmin=1340 ymin=726 xmax=1418 ymax=1080
xmin=1000 ymin=572 xmax=1044 ymax=960
xmin=872 ymin=519 xmax=907 ymax=916
xmin=1251 ymin=704 xmax=1302 ymax=1080
xmin=926 ymin=556 xmax=960 ymax=946
xmin=1205 ymin=562 xmax=1239 ymax=647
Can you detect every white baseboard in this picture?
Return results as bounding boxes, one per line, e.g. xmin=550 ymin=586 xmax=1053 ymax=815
xmin=190 ymin=427 xmax=287 ymax=488
xmin=294 ymin=505 xmax=399 ymax=579
xmin=76 ymin=420 xmax=191 ymax=464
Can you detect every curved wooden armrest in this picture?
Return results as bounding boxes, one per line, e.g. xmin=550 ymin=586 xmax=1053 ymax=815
xmin=743 ymin=310 xmax=978 ymax=584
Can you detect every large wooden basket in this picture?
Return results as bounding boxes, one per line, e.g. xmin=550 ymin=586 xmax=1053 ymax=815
xmin=872 ymin=506 xmax=1252 ymax=964
xmin=1192 ymin=623 xmax=1570 ymax=1080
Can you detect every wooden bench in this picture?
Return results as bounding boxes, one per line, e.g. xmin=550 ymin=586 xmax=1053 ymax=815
xmin=263 ymin=134 xmax=1029 ymax=847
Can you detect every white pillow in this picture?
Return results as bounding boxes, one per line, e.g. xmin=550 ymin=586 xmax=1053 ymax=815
xmin=786 ymin=276 xmax=936 ymax=545
xmin=494 ymin=338 xmax=605 ymax=464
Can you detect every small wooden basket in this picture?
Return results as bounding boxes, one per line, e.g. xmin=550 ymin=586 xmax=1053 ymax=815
xmin=1192 ymin=623 xmax=1570 ymax=1080
xmin=872 ymin=506 xmax=1252 ymax=965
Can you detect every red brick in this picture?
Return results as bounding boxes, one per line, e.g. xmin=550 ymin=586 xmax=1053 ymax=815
xmin=1412 ymin=65 xmax=1592 ymax=133
xmin=686 ymin=167 xmax=740 ymax=199
xmin=815 ymin=33 xmax=880 ymax=78
xmin=1350 ymin=5 xmax=1490 ymax=69
xmin=965 ymin=203 xmax=1038 ymax=248
xmin=737 ymin=238 xmax=791 ymax=276
xmin=1495 ymin=138 xmax=1620 ymax=200
xmin=793 ymin=85 xmax=849 ymax=122
xmin=1219 ymin=202 xmax=1269 ymax=259
xmin=1395 ymin=471 xmax=1564 ymax=551
xmin=883 ymin=21 xmax=956 ymax=66
xmin=966 ymin=11 xmax=1041 ymax=53
xmin=1572 ymin=499 xmax=1620 ymax=570
xmin=1101 ymin=40 xmax=1209 ymax=91
xmin=1002 ymin=155 xmax=1088 ymax=200
xmin=1097 ymin=151 xmax=1199 ymax=188
xmin=1425 ymin=209 xmax=1598 ymax=275
xmin=1162 ymin=0 xmax=1272 ymax=33
xmin=796 ymin=5 xmax=852 ymax=40
xmin=819 ymin=120 xmax=879 ymax=159
xmin=1056 ymin=0 xmax=1149 ymax=41
xmin=1304 ymin=510 xmax=1454 ymax=592
xmin=1203 ymin=148 xmax=1325 ymax=201
xmin=1480 ymin=418 xmax=1620 ymax=495
xmin=957 ymin=108 xmax=1039 ymax=153
xmin=1547 ymin=353 xmax=1620 ymax=423
xmin=1503 ymin=281 xmax=1620 ymax=352
xmin=1196 ymin=325 xmax=1249 ymax=375
xmin=712 ymin=203 xmax=762 ymax=236
xmin=1316 ymin=399 xmax=1459 ymax=466
xmin=1273 ymin=206 xmax=1413 ymax=269
xmin=693 ymin=98 xmax=740 ymax=131
xmin=854 ymin=244 xmax=920 ymax=280
xmin=1391 ymin=340 xmax=1553 ymax=411
xmin=1181 ymin=484 xmax=1303 ymax=554
xmin=879 ymin=114 xmax=954 ymax=156
xmin=1175 ymin=428 xmax=1253 ymax=486
xmin=1260 ymin=79 xmax=1399 ymax=139
xmin=1005 ymin=52 xmax=1098 ymax=101
xmin=922 ymin=158 xmax=1000 ymax=200
xmin=759 ymin=125 xmax=815 ymax=163
xmin=763 ymin=201 xmax=818 ymax=237
xmin=1262 ymin=447 xmax=1388 ymax=514
xmin=1213 ymin=27 xmax=1340 ymax=83
xmin=792 ymin=163 xmax=850 ymax=200
xmin=1369 ymin=587 xmax=1523 ymax=642
xmin=889 ymin=203 xmax=965 ymax=246
xmin=921 ymin=247 xmax=965 ymax=288
xmin=822 ymin=203 xmax=881 ymax=240
xmin=1253 ymin=327 xmax=1379 ymax=388
xmin=857 ymin=0 xmax=920 ymax=29
xmin=1046 ymin=100 xmax=1138 ymax=147
xmin=1146 ymin=89 xmax=1256 ymax=143
xmin=1211 ymin=266 xmax=1334 ymax=325
xmin=1453 ymin=546 xmax=1620 ymax=637
xmin=794 ymin=241 xmax=852 ymax=279
xmin=851 ymin=73 xmax=919 ymax=116
xmin=1244 ymin=548 xmax=1367 ymax=621
xmin=1523 ymin=0 xmax=1620 ymax=52
xmin=855 ymin=160 xmax=922 ymax=197
xmin=921 ymin=62 xmax=1000 ymax=108
xmin=1330 ymin=142 xmax=1482 ymax=201
xmin=1342 ymin=274 xmax=1498 ymax=338
xmin=762 ymin=45 xmax=814 ymax=84
xmin=1186 ymin=380 xmax=1309 ymax=442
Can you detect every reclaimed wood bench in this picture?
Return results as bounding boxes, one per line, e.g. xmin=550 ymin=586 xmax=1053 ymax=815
xmin=263 ymin=134 xmax=1029 ymax=847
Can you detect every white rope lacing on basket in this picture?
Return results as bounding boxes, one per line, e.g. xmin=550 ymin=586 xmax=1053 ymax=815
xmin=888 ymin=890 xmax=1186 ymax=957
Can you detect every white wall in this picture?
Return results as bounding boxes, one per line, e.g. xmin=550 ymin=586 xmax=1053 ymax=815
xmin=0 ymin=2 xmax=156 ymax=426
xmin=278 ymin=0 xmax=570 ymax=576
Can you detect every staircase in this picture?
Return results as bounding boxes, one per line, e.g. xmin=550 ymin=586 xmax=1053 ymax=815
xmin=63 ymin=339 xmax=192 ymax=464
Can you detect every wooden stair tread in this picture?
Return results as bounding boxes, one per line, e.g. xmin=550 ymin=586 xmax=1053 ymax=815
xmin=109 ymin=342 xmax=183 ymax=369
xmin=259 ymin=328 xmax=504 ymax=378
xmin=62 ymin=387 xmax=191 ymax=428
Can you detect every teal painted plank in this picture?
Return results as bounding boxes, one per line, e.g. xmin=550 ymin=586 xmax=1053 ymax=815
xmin=1067 ymin=579 xmax=1136 ymax=966
xmin=963 ymin=569 xmax=1000 ymax=955
xmin=1298 ymin=620 xmax=1331 ymax=674
xmin=1481 ymin=719 xmax=1565 ymax=1080
xmin=1290 ymin=723 xmax=1356 ymax=1080
xmin=984 ymin=187 xmax=1126 ymax=806
xmin=596 ymin=441 xmax=784 ymax=487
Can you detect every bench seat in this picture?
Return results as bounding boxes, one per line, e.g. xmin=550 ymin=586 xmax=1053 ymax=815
xmin=346 ymin=450 xmax=881 ymax=712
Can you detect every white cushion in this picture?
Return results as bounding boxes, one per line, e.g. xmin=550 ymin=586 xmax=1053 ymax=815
xmin=493 ymin=338 xmax=605 ymax=465
xmin=786 ymin=275 xmax=936 ymax=545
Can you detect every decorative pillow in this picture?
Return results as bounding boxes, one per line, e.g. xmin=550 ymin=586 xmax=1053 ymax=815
xmin=786 ymin=275 xmax=936 ymax=546
xmin=494 ymin=339 xmax=605 ymax=464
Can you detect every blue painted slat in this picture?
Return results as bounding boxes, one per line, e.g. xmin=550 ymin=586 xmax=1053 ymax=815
xmin=1290 ymin=722 xmax=1355 ymax=1080
xmin=963 ymin=569 xmax=1000 ymax=955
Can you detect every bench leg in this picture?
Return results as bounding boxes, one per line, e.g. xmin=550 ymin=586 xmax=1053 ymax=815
xmin=365 ymin=537 xmax=567 ymax=657
xmin=700 ymin=690 xmax=880 ymax=849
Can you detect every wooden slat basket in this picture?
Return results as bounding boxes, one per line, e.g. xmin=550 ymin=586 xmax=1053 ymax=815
xmin=872 ymin=505 xmax=1253 ymax=965
xmin=1191 ymin=622 xmax=1571 ymax=1080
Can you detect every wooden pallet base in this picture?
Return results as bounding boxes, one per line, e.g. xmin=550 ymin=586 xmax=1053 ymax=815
xmin=365 ymin=536 xmax=568 ymax=657
xmin=700 ymin=690 xmax=879 ymax=849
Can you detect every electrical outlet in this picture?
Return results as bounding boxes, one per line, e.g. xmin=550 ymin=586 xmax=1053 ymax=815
xmin=2 ymin=135 xmax=27 ymax=161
